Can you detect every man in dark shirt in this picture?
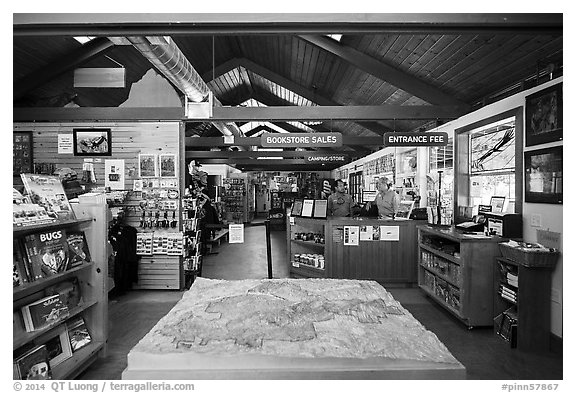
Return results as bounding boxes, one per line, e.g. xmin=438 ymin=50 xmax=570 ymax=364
xmin=327 ymin=179 xmax=354 ymax=217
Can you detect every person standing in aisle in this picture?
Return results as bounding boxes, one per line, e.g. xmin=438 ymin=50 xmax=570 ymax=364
xmin=368 ymin=176 xmax=400 ymax=219
xmin=327 ymin=179 xmax=354 ymax=217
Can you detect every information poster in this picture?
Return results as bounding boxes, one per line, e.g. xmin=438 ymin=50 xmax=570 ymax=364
xmin=229 ymin=224 xmax=245 ymax=244
xmin=332 ymin=228 xmax=343 ymax=243
xmin=105 ymin=159 xmax=125 ymax=190
xmin=343 ymin=226 xmax=359 ymax=246
xmin=360 ymin=225 xmax=380 ymax=241
xmin=380 ymin=226 xmax=400 ymax=241
xmin=58 ymin=134 xmax=74 ymax=154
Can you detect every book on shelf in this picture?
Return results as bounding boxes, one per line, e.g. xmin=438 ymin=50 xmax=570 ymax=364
xmin=66 ymin=316 xmax=92 ymax=352
xmin=14 ymin=239 xmax=32 ymax=284
xmin=20 ymin=173 xmax=76 ymax=222
xmin=44 ymin=277 xmax=83 ymax=310
xmin=65 ymin=230 xmax=91 ymax=268
xmin=13 ymin=344 xmax=52 ymax=380
xmin=13 ymin=203 xmax=57 ymax=227
xmin=21 ymin=294 xmax=70 ymax=332
xmin=14 ymin=240 xmax=31 ymax=287
xmin=23 ymin=229 xmax=70 ymax=280
xmin=36 ymin=325 xmax=73 ymax=368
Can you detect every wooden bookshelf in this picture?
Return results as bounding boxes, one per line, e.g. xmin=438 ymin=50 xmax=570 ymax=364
xmin=13 ymin=203 xmax=108 ymax=379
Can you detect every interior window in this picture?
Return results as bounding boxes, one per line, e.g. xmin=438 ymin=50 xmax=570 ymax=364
xmin=468 ymin=117 xmax=516 ymax=213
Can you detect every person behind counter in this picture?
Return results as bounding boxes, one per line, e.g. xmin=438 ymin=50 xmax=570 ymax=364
xmin=327 ymin=179 xmax=354 ymax=217
xmin=366 ymin=176 xmax=400 ymax=219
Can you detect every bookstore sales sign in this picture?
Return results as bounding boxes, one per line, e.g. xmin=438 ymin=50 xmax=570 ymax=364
xmin=261 ymin=133 xmax=342 ymax=148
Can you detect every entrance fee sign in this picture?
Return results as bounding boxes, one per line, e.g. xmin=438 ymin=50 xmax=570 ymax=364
xmin=383 ymin=132 xmax=448 ymax=147
xmin=261 ymin=133 xmax=342 ymax=148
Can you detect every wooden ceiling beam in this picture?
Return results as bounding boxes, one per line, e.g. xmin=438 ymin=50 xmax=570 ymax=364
xmin=14 ymin=37 xmax=115 ymax=99
xmin=299 ymin=34 xmax=469 ymax=107
xmin=195 ymin=158 xmax=336 ymax=166
xmin=205 ymin=57 xmax=392 ymax=136
xmin=14 ymin=14 xmax=562 ymax=36
xmin=186 ymin=151 xmax=353 ymax=159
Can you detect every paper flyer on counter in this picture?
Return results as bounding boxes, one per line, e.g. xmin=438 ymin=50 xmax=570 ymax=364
xmin=343 ymin=226 xmax=359 ymax=246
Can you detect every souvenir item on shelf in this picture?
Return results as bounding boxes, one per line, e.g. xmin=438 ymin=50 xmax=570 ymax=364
xmin=20 ymin=174 xmax=76 ymax=222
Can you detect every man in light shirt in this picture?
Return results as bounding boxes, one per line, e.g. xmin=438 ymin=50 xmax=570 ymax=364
xmin=366 ymin=177 xmax=400 ymax=219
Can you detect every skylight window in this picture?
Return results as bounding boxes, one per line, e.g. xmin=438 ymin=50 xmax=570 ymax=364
xmin=73 ymin=36 xmax=95 ymax=44
xmin=327 ymin=34 xmax=343 ymax=42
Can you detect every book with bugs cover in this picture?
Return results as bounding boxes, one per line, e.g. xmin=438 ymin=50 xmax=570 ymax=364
xmin=23 ymin=229 xmax=69 ymax=280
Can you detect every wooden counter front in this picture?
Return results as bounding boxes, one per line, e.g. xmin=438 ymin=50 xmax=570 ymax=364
xmin=287 ymin=217 xmax=422 ymax=284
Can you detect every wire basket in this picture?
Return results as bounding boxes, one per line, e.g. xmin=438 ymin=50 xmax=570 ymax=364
xmin=499 ymin=243 xmax=559 ymax=268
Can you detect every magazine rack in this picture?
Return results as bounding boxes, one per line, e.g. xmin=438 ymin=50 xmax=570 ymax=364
xmin=13 ymin=203 xmax=109 ymax=379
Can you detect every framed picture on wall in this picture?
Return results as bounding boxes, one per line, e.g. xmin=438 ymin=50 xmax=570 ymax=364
xmin=159 ymin=154 xmax=177 ymax=178
xmin=73 ymin=128 xmax=112 ymax=156
xmin=13 ymin=131 xmax=33 ymax=177
xmin=138 ymin=154 xmax=157 ymax=178
xmin=525 ymin=83 xmax=562 ymax=147
xmin=524 ymin=146 xmax=562 ymax=204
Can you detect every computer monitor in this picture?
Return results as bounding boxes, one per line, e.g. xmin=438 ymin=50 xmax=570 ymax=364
xmin=362 ymin=190 xmax=377 ymax=203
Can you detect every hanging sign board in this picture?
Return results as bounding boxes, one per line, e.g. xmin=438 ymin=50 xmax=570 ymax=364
xmin=383 ymin=132 xmax=448 ymax=147
xmin=305 ymin=154 xmax=348 ymax=163
xmin=261 ymin=133 xmax=342 ymax=148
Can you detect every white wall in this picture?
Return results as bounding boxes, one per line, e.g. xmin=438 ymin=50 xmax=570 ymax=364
xmin=336 ymin=77 xmax=564 ymax=337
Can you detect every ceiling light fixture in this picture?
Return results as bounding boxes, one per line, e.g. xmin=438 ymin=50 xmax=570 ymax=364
xmin=73 ymin=36 xmax=95 ymax=44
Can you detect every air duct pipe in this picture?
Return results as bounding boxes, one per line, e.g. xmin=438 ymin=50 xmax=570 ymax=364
xmin=120 ymin=36 xmax=246 ymax=142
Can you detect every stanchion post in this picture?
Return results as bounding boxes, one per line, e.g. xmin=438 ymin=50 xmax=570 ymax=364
xmin=265 ymin=219 xmax=273 ymax=279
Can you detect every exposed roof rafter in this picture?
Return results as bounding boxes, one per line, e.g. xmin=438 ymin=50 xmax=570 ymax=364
xmin=299 ymin=34 xmax=469 ymax=107
xmin=14 ymin=37 xmax=115 ymax=99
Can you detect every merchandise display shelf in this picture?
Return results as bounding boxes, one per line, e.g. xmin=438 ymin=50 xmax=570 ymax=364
xmin=13 ymin=263 xmax=94 ymax=301
xmin=13 ymin=217 xmax=93 ymax=237
xmin=13 ymin=299 xmax=98 ymax=349
xmin=419 ymin=284 xmax=464 ymax=320
xmin=52 ymin=341 xmax=105 ymax=380
xmin=420 ymin=264 xmax=460 ymax=288
xmin=290 ymin=239 xmax=325 ymax=249
xmin=419 ymin=243 xmax=461 ymax=265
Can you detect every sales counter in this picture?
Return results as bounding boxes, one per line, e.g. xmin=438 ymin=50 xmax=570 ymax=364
xmin=287 ymin=216 xmax=423 ymax=284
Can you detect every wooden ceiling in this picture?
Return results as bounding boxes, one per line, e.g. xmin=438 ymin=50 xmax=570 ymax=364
xmin=13 ymin=14 xmax=563 ymax=171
